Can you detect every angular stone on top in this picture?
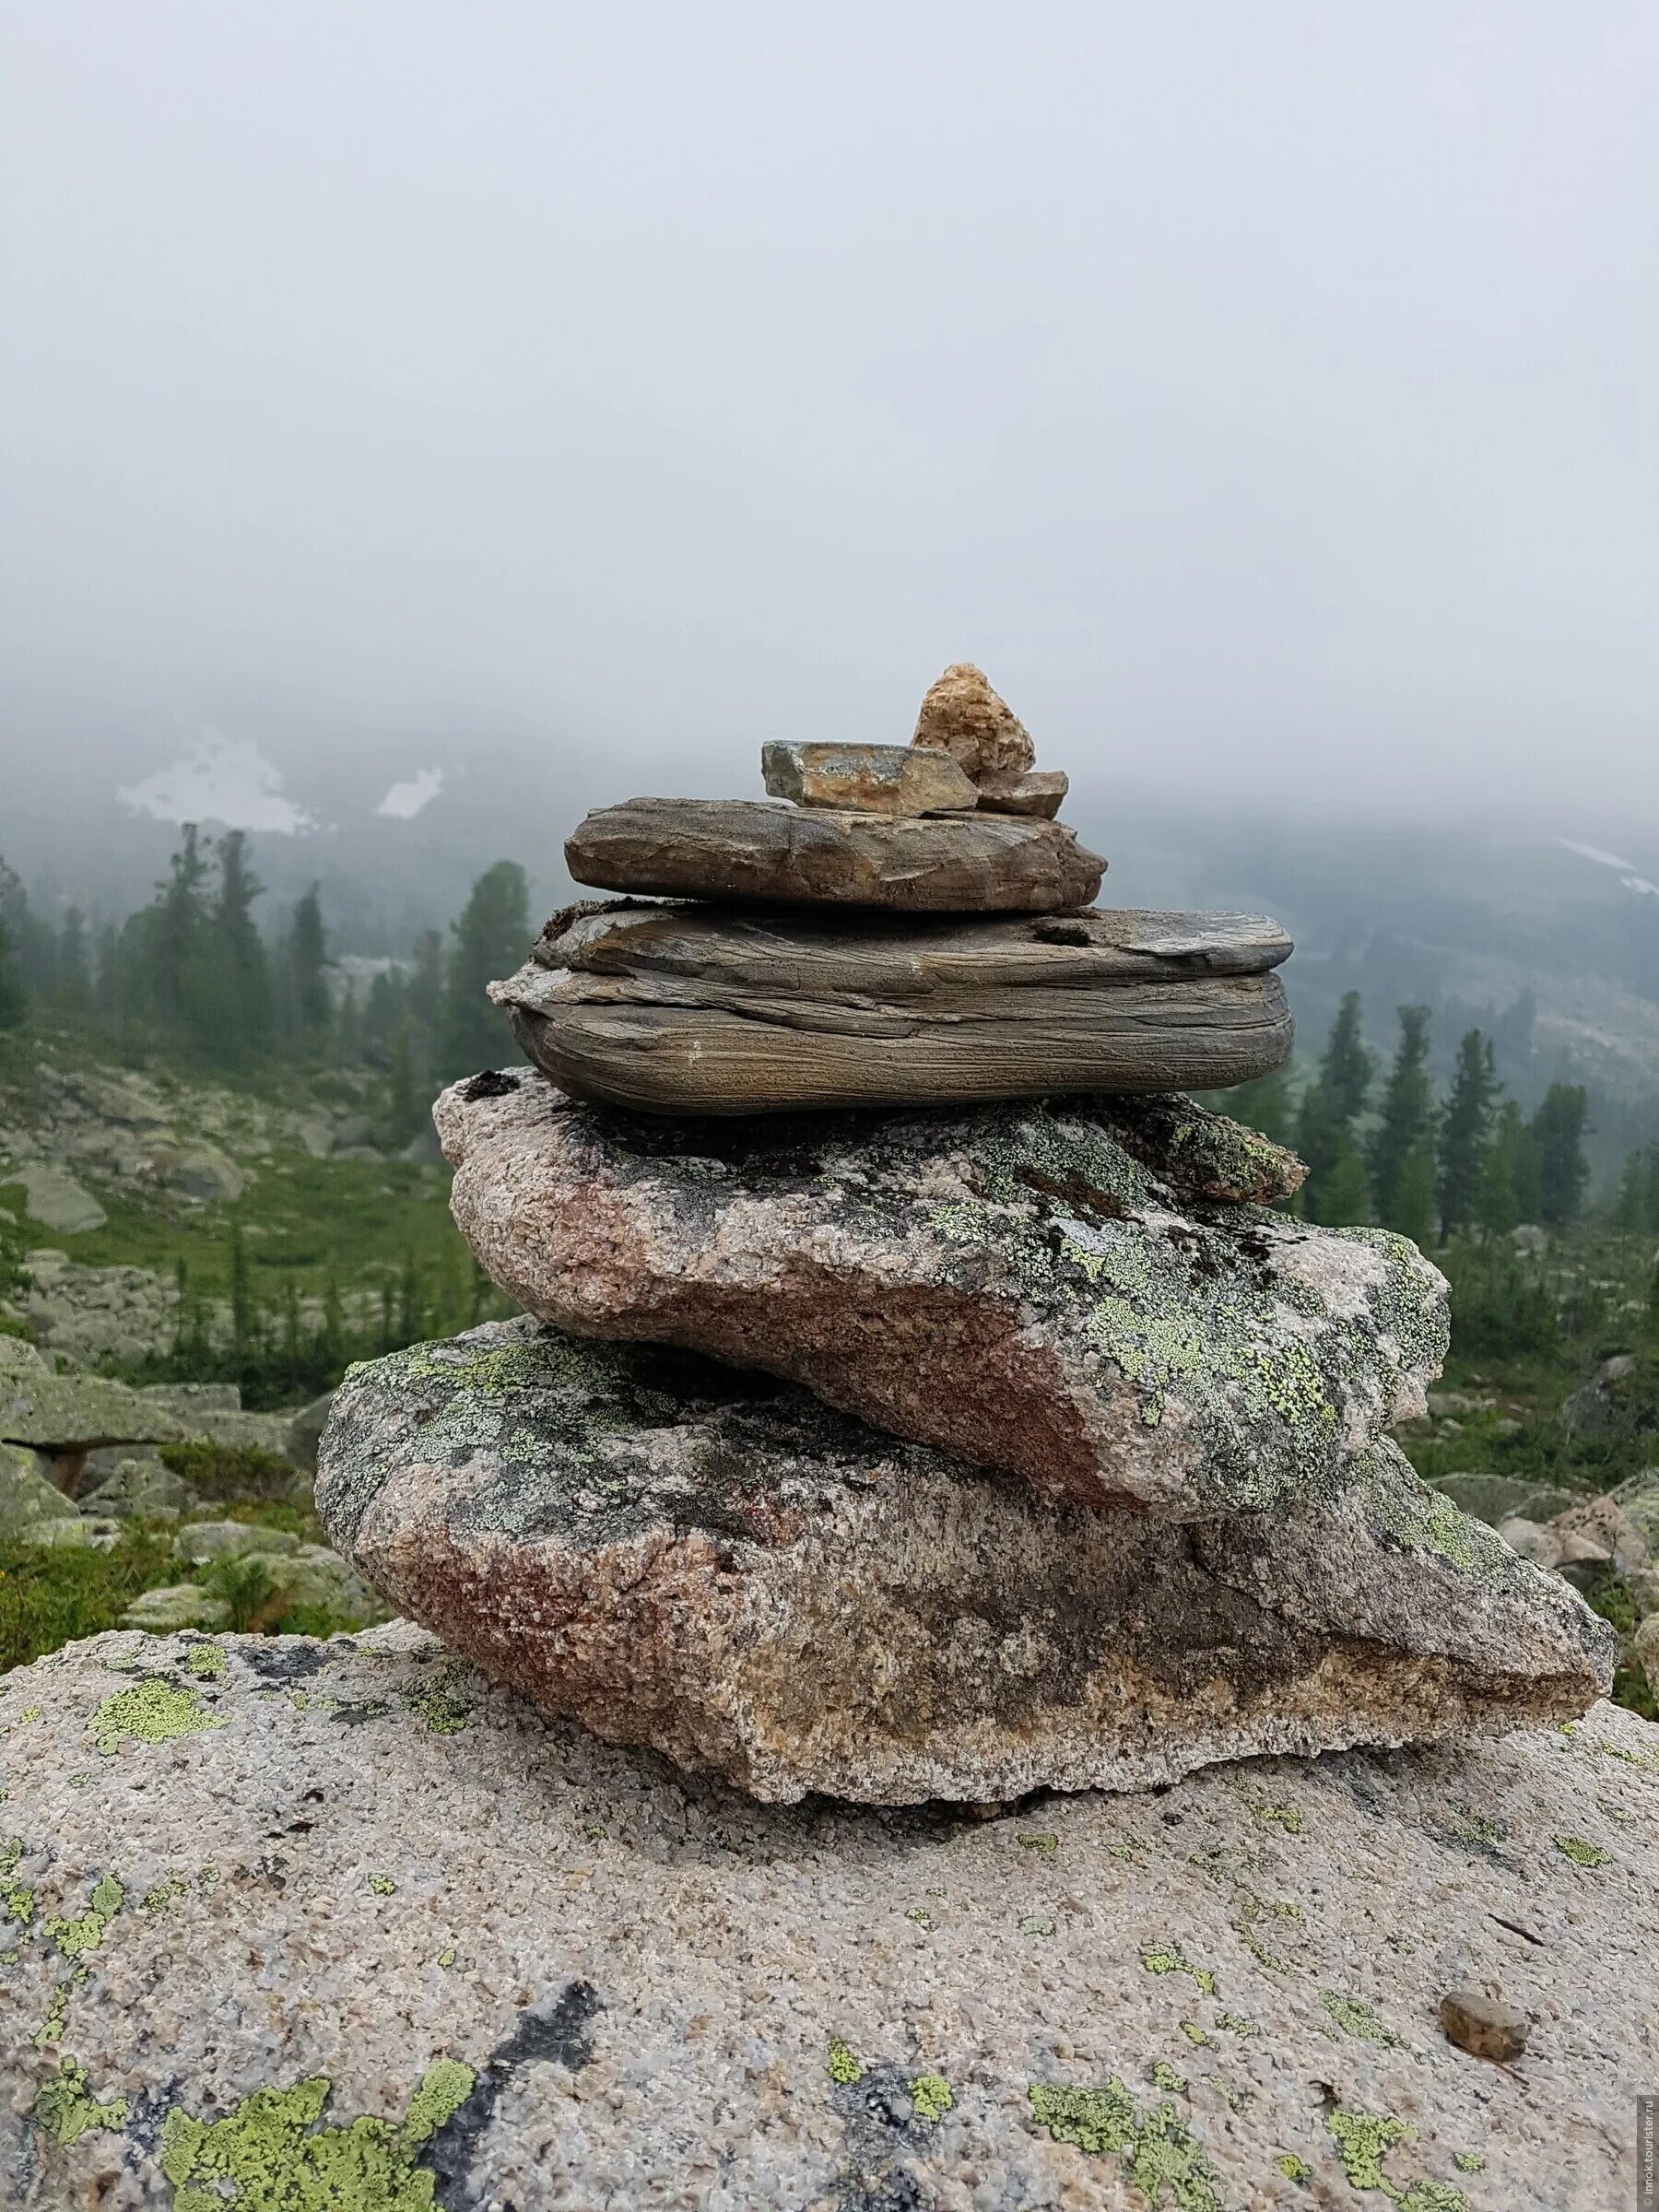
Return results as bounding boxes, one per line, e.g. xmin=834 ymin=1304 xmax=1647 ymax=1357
xmin=760 ymin=741 xmax=979 ymax=817
xmin=912 ymin=663 xmax=1035 ymax=777
xmin=316 ymin=1318 xmax=1615 ymax=1805
xmin=564 ymin=798 xmax=1104 ymax=913
xmin=437 ymin=1073 xmax=1449 ymax=1517
xmin=975 ymin=771 xmax=1068 ymax=818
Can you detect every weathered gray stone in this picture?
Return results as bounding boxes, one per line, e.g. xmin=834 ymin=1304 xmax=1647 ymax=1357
xmin=1438 ymin=1990 xmax=1529 ymax=2063
xmin=0 ymin=1440 xmax=78 ymax=1538
xmin=1430 ymin=1472 xmax=1576 ymax=1527
xmin=77 ymin=1454 xmax=200 ymax=1522
xmin=1 ymin=1625 xmax=1652 ymax=2208
xmin=912 ymin=661 xmax=1035 ymax=776
xmin=494 ymin=901 xmax=1295 ymax=1115
xmin=0 ymin=1336 xmax=193 ymax=1453
xmin=438 ymin=1074 xmax=1446 ymax=1516
xmin=564 ymin=797 xmax=1104 ymax=913
xmin=975 ymin=769 xmax=1067 ymax=818
xmin=0 ymin=1163 xmax=107 ymax=1234
xmin=18 ymin=1514 xmax=121 ymax=1551
xmin=174 ymin=1522 xmax=303 ymax=1565
xmin=285 ymin=1390 xmax=337 ymax=1474
xmin=317 ymin=1319 xmax=1612 ymax=1805
xmin=118 ymin=1584 xmax=231 ymax=1631
xmin=759 ymin=740 xmax=979 ymax=816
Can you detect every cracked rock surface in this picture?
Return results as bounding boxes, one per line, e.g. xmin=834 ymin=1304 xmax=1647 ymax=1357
xmin=0 ymin=1624 xmax=1651 ymax=2208
xmin=438 ymin=1074 xmax=1450 ymax=1516
xmin=314 ymin=1318 xmax=1613 ymax=1803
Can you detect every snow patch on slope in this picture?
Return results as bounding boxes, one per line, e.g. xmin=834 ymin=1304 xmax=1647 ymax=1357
xmin=376 ymin=768 xmax=444 ymax=820
xmin=120 ymin=735 xmax=315 ymax=835
xmin=1554 ymin=837 xmax=1659 ymax=898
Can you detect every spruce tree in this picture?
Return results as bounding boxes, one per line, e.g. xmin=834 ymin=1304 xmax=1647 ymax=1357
xmin=0 ymin=862 xmax=29 ymax=1031
xmin=152 ymin=825 xmax=210 ymax=1025
xmin=1319 ymin=992 xmax=1372 ymax=1123
xmin=55 ymin=907 xmax=90 ymax=1009
xmin=1615 ymin=1151 xmax=1649 ymax=1232
xmin=287 ymin=886 xmax=331 ymax=1039
xmin=1390 ymin=1140 xmax=1439 ymax=1249
xmin=1294 ymin=993 xmax=1373 ymax=1223
xmin=1531 ymin=1085 xmax=1590 ymax=1227
xmin=440 ymin=861 xmax=530 ymax=1079
xmin=1367 ymin=1006 xmax=1434 ymax=1230
xmin=1477 ymin=1100 xmax=1530 ymax=1235
xmin=1437 ymin=1030 xmax=1498 ymax=1241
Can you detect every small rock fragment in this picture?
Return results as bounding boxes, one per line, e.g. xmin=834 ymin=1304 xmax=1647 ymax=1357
xmin=1438 ymin=1990 xmax=1528 ymax=2063
xmin=975 ymin=771 xmax=1068 ymax=819
xmin=912 ymin=664 xmax=1035 ymax=778
xmin=760 ymin=741 xmax=979 ymax=818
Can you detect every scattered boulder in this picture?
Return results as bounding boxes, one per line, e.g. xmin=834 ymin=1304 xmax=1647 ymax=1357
xmin=19 ymin=1515 xmax=121 ymax=1552
xmin=119 ymin=1585 xmax=231 ymax=1631
xmin=1551 ymin=1494 xmax=1649 ymax=1578
xmin=1634 ymin=1615 xmax=1659 ymax=1689
xmin=912 ymin=661 xmax=1035 ymax=776
xmin=174 ymin=1522 xmax=302 ymax=1565
xmin=284 ymin=1389 xmax=337 ymax=1474
xmin=77 ymin=1454 xmax=200 ymax=1522
xmin=0 ymin=1441 xmax=79 ymax=1539
xmin=1562 ymin=1352 xmax=1640 ymax=1439
xmin=437 ymin=1074 xmax=1448 ymax=1516
xmin=495 ymin=901 xmax=1296 ymax=1115
xmin=0 ymin=1625 xmax=1652 ymax=2208
xmin=0 ymin=1163 xmax=107 ymax=1235
xmin=318 ymin=1318 xmax=1612 ymax=1805
xmin=1430 ymin=1473 xmax=1574 ymax=1527
xmin=563 ymin=797 xmax=1104 ymax=914
xmin=1609 ymin=1467 xmax=1659 ymax=1553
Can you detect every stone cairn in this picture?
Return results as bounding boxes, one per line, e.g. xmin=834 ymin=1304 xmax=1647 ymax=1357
xmin=317 ymin=665 xmax=1616 ymax=1805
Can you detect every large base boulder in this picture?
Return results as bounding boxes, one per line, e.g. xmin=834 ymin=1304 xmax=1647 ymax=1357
xmin=437 ymin=1074 xmax=1449 ymax=1516
xmin=0 ymin=1624 xmax=1652 ymax=2208
xmin=315 ymin=1320 xmax=1612 ymax=1805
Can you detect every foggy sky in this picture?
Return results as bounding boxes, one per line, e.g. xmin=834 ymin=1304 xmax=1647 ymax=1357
xmin=4 ymin=2 xmax=1658 ymax=824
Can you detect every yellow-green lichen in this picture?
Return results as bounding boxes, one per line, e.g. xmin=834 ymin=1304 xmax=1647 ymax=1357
xmin=1 ymin=1835 xmax=32 ymax=1926
xmin=1148 ymin=2060 xmax=1187 ymax=2095
xmin=1327 ymin=2107 xmax=1472 ymax=2211
xmin=143 ymin=1877 xmax=189 ymax=1912
xmin=1453 ymin=2151 xmax=1484 ymax=2172
xmin=1214 ymin=2012 xmax=1258 ymax=2036
xmin=1242 ymin=1796 xmax=1303 ymax=1834
xmin=908 ymin=2073 xmax=953 ymax=2124
xmin=90 ymin=1679 xmax=221 ymax=1757
xmin=1178 ymin=2022 xmax=1213 ymax=2047
xmin=904 ymin=1907 xmax=934 ymax=1930
xmin=184 ymin=1642 xmax=227 ymax=1678
xmin=32 ymin=1979 xmax=73 ymax=2049
xmin=1277 ymin=2151 xmax=1312 ymax=2180
xmin=32 ymin=2057 xmax=128 ymax=2147
xmin=46 ymin=1871 xmax=124 ymax=1959
xmin=1321 ymin=1992 xmax=1398 ymax=2045
xmin=1019 ymin=1912 xmax=1056 ymax=1936
xmin=369 ymin=1874 xmax=397 ymax=1896
xmin=1553 ymin=1835 xmax=1608 ymax=1867
xmin=158 ymin=2062 xmax=476 ymax=2212
xmin=1141 ymin=1943 xmax=1216 ymax=1994
xmin=827 ymin=2038 xmax=864 ymax=2086
xmin=1018 ymin=1833 xmax=1058 ymax=1853
xmin=1027 ymin=2078 xmax=1222 ymax=2209
xmin=400 ymin=1665 xmax=475 ymax=1737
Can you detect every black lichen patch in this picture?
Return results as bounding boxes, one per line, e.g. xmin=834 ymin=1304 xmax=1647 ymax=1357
xmin=830 ymin=2064 xmax=938 ymax=2212
xmin=239 ymin=1642 xmax=334 ymax=1686
xmin=461 ymin=1068 xmax=523 ymax=1101
xmin=426 ymin=1981 xmax=602 ymax=2205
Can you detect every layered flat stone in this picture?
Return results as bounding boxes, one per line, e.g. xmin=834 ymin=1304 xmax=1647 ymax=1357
xmin=759 ymin=740 xmax=978 ymax=816
xmin=437 ymin=1074 xmax=1448 ymax=1516
xmin=490 ymin=900 xmax=1294 ymax=1114
xmin=564 ymin=797 xmax=1104 ymax=912
xmin=912 ymin=662 xmax=1035 ymax=776
xmin=976 ymin=770 xmax=1067 ymax=818
xmin=316 ymin=1319 xmax=1613 ymax=1805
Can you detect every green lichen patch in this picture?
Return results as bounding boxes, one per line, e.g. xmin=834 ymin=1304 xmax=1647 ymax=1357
xmin=1 ymin=1835 xmax=33 ymax=1927
xmin=158 ymin=2062 xmax=476 ymax=2212
xmin=1442 ymin=1805 xmax=1499 ymax=1846
xmin=368 ymin=1874 xmax=397 ymax=1896
xmin=46 ymin=1871 xmax=124 ymax=1958
xmin=399 ymin=1663 xmax=476 ymax=1737
xmin=904 ymin=1907 xmax=935 ymax=1930
xmin=908 ymin=2073 xmax=953 ymax=2124
xmin=1453 ymin=2151 xmax=1485 ymax=2172
xmin=1327 ymin=2107 xmax=1471 ymax=2212
xmin=1018 ymin=1912 xmax=1056 ymax=1936
xmin=1178 ymin=2022 xmax=1213 ymax=2047
xmin=1242 ymin=1796 xmax=1304 ymax=1834
xmin=827 ymin=2038 xmax=864 ymax=2086
xmin=1553 ymin=1834 xmax=1609 ymax=1868
xmin=1277 ymin=2151 xmax=1312 ymax=2181
xmin=32 ymin=2056 xmax=128 ymax=2147
xmin=1027 ymin=2077 xmax=1222 ymax=2209
xmin=142 ymin=1877 xmax=189 ymax=1913
xmin=1148 ymin=2060 xmax=1187 ymax=2096
xmin=184 ymin=1641 xmax=227 ymax=1678
xmin=1215 ymin=2012 xmax=1259 ymax=2036
xmin=32 ymin=1979 xmax=73 ymax=2049
xmin=89 ymin=1678 xmax=222 ymax=1757
xmin=1017 ymin=1832 xmax=1058 ymax=1853
xmin=1320 ymin=1992 xmax=1399 ymax=2046
xmin=1141 ymin=1943 xmax=1216 ymax=1994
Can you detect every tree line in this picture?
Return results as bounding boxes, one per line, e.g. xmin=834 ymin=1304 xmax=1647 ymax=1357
xmin=0 ymin=831 xmax=534 ymax=1138
xmin=1230 ymin=992 xmax=1604 ymax=1242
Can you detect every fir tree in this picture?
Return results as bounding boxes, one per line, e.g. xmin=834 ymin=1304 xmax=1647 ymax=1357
xmin=55 ymin=907 xmax=90 ymax=1009
xmin=1437 ymin=1030 xmax=1498 ymax=1241
xmin=1318 ymin=992 xmax=1372 ymax=1123
xmin=1615 ymin=1151 xmax=1649 ymax=1232
xmin=1477 ymin=1100 xmax=1531 ymax=1236
xmin=440 ymin=861 xmax=530 ymax=1079
xmin=1294 ymin=994 xmax=1373 ymax=1223
xmin=152 ymin=825 xmax=210 ymax=1024
xmin=1531 ymin=1084 xmax=1590 ymax=1227
xmin=287 ymin=885 xmax=331 ymax=1038
xmin=1367 ymin=1006 xmax=1434 ymax=1230
xmin=211 ymin=830 xmax=273 ymax=1061
xmin=1390 ymin=1139 xmax=1439 ymax=1249
xmin=0 ymin=861 xmax=29 ymax=1031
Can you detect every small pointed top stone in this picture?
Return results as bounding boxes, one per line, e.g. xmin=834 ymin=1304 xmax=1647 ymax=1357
xmin=912 ymin=663 xmax=1036 ymax=779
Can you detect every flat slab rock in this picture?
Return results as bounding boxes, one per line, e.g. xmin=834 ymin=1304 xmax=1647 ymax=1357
xmin=1 ymin=1627 xmax=1652 ymax=2210
xmin=564 ymin=797 xmax=1105 ymax=913
xmin=314 ymin=1318 xmax=1613 ymax=1804
xmin=438 ymin=1075 xmax=1447 ymax=1516
xmin=760 ymin=740 xmax=980 ymax=816
xmin=491 ymin=901 xmax=1294 ymax=1114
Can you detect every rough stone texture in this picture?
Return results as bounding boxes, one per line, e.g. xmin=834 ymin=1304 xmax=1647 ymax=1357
xmin=760 ymin=741 xmax=979 ymax=817
xmin=495 ymin=902 xmax=1295 ymax=1116
xmin=1438 ymin=1990 xmax=1530 ymax=2064
xmin=0 ymin=1164 xmax=106 ymax=1235
xmin=118 ymin=1584 xmax=230 ymax=1631
xmin=564 ymin=798 xmax=1104 ymax=914
xmin=316 ymin=1319 xmax=1612 ymax=1804
xmin=0 ymin=1338 xmax=191 ymax=1454
xmin=0 ymin=1626 xmax=1653 ymax=2209
xmin=1430 ymin=1472 xmax=1576 ymax=1527
xmin=438 ymin=1074 xmax=1447 ymax=1516
xmin=0 ymin=1442 xmax=78 ymax=1538
xmin=77 ymin=1454 xmax=201 ymax=1522
xmin=975 ymin=770 xmax=1067 ymax=818
xmin=912 ymin=662 xmax=1036 ymax=777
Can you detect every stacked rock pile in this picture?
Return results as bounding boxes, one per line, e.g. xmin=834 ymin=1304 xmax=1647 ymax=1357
xmin=489 ymin=663 xmax=1294 ymax=1114
xmin=317 ymin=669 xmax=1616 ymax=1806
